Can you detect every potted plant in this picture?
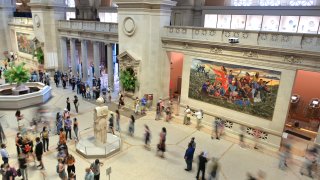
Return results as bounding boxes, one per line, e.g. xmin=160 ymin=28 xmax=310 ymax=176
xmin=4 ymin=62 xmax=30 ymax=93
xmin=33 ymin=47 xmax=44 ymax=65
xmin=119 ymin=68 xmax=138 ymax=96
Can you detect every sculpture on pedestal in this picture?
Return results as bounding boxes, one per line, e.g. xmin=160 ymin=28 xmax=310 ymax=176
xmin=94 ymin=97 xmax=108 ymax=144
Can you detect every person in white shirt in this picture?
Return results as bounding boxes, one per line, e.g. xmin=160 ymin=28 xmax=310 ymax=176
xmin=0 ymin=144 xmax=9 ymax=164
xmin=184 ymin=106 xmax=191 ymax=125
xmin=194 ymin=109 xmax=203 ymax=130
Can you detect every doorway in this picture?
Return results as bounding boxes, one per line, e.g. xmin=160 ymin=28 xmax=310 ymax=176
xmin=168 ymin=52 xmax=184 ymax=100
xmin=282 ymin=70 xmax=320 ymax=156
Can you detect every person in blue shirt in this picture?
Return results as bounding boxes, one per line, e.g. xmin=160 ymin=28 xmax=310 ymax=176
xmin=141 ymin=96 xmax=147 ymax=115
xmin=184 ymin=143 xmax=195 ymax=171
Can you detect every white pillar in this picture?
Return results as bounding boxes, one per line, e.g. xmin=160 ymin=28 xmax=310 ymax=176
xmin=107 ymin=43 xmax=114 ymax=91
xmin=93 ymin=41 xmax=101 ymax=77
xmin=81 ymin=39 xmax=88 ymax=81
xmin=60 ymin=37 xmax=68 ymax=72
xmin=70 ymin=38 xmax=77 ymax=75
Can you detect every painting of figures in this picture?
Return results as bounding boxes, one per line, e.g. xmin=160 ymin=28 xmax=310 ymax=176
xmin=16 ymin=32 xmax=35 ymax=55
xmin=188 ymin=59 xmax=281 ymax=120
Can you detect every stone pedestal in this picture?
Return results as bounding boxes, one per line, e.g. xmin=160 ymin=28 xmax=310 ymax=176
xmin=12 ymin=85 xmax=30 ymax=95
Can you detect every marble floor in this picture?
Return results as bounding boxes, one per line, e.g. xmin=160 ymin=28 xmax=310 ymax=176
xmin=0 ymin=81 xmax=314 ymax=180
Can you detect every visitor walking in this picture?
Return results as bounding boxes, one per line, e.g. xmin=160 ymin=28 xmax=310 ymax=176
xmin=239 ymin=125 xmax=245 ymax=147
xmin=40 ymin=126 xmax=49 ymax=152
xmin=66 ymin=154 xmax=76 ymax=178
xmin=59 ymin=128 xmax=67 ymax=145
xmin=90 ymin=159 xmax=103 ymax=180
xmin=56 ymin=112 xmax=63 ymax=135
xmin=128 ymin=115 xmax=135 ymax=136
xmin=213 ymin=118 xmax=220 ymax=140
xmin=157 ymin=127 xmax=167 ymax=158
xmin=184 ymin=143 xmax=195 ymax=171
xmin=73 ymin=118 xmax=79 ymax=140
xmin=144 ymin=125 xmax=151 ymax=149
xmin=0 ymin=144 xmax=9 ymax=164
xmin=194 ymin=109 xmax=203 ymax=130
xmin=109 ymin=114 xmax=115 ymax=135
xmin=208 ymin=158 xmax=220 ymax=180
xmin=15 ymin=133 xmax=23 ymax=155
xmin=118 ymin=93 xmax=125 ymax=109
xmin=115 ymin=110 xmax=121 ymax=132
xmin=18 ymin=153 xmax=28 ymax=180
xmin=184 ymin=106 xmax=191 ymax=125
xmin=64 ymin=116 xmax=72 ymax=140
xmin=279 ymin=143 xmax=291 ymax=170
xmin=35 ymin=137 xmax=44 ymax=169
xmin=66 ymin=98 xmax=71 ymax=112
xmin=300 ymin=149 xmax=316 ymax=178
xmin=15 ymin=110 xmax=24 ymax=132
xmin=73 ymin=95 xmax=79 ymax=114
xmin=189 ymin=137 xmax=196 ymax=149
xmin=71 ymin=76 xmax=76 ymax=92
xmin=85 ymin=167 xmax=94 ymax=180
xmin=57 ymin=158 xmax=67 ymax=180
xmin=196 ymin=152 xmax=208 ymax=180
xmin=155 ymin=101 xmax=161 ymax=120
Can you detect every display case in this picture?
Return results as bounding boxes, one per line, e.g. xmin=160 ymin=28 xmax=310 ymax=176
xmin=204 ymin=14 xmax=218 ymax=28
xmin=217 ymin=15 xmax=231 ymax=29
xmin=245 ymin=15 xmax=263 ymax=31
xmin=261 ymin=16 xmax=280 ymax=31
xmin=279 ymin=16 xmax=299 ymax=33
xmin=231 ymin=15 xmax=246 ymax=30
xmin=298 ymin=16 xmax=320 ymax=34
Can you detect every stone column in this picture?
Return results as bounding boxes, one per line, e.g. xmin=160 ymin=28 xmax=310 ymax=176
xmin=107 ymin=43 xmax=114 ymax=91
xmin=81 ymin=39 xmax=88 ymax=81
xmin=93 ymin=41 xmax=101 ymax=77
xmin=70 ymin=38 xmax=77 ymax=75
xmin=59 ymin=37 xmax=68 ymax=72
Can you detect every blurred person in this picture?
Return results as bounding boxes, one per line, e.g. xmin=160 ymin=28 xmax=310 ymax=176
xmin=108 ymin=114 xmax=115 ymax=135
xmin=69 ymin=172 xmax=76 ymax=180
xmin=128 ymin=115 xmax=135 ymax=136
xmin=73 ymin=118 xmax=79 ymax=140
xmin=0 ymin=123 xmax=5 ymax=145
xmin=71 ymin=76 xmax=76 ymax=92
xmin=64 ymin=116 xmax=72 ymax=140
xmin=300 ymin=148 xmax=316 ymax=178
xmin=40 ymin=126 xmax=49 ymax=152
xmin=57 ymin=158 xmax=67 ymax=180
xmin=239 ymin=125 xmax=246 ymax=147
xmin=184 ymin=143 xmax=195 ymax=171
xmin=86 ymin=84 xmax=91 ymax=99
xmin=115 ymin=110 xmax=120 ymax=132
xmin=189 ymin=137 xmax=196 ymax=149
xmin=196 ymin=151 xmax=208 ymax=180
xmin=165 ymin=105 xmax=171 ymax=122
xmin=155 ymin=101 xmax=161 ymax=120
xmin=15 ymin=133 xmax=23 ymax=155
xmin=90 ymin=159 xmax=103 ymax=180
xmin=73 ymin=95 xmax=79 ymax=114
xmin=135 ymin=99 xmax=140 ymax=115
xmin=63 ymin=109 xmax=69 ymax=120
xmin=194 ymin=109 xmax=203 ymax=130
xmin=56 ymin=112 xmax=63 ymax=135
xmin=212 ymin=118 xmax=220 ymax=140
xmin=35 ymin=137 xmax=44 ymax=169
xmin=184 ymin=106 xmax=191 ymax=125
xmin=141 ymin=96 xmax=147 ymax=115
xmin=3 ymin=164 xmax=17 ymax=180
xmin=0 ymin=144 xmax=9 ymax=164
xmin=59 ymin=128 xmax=67 ymax=145
xmin=208 ymin=158 xmax=220 ymax=180
xmin=157 ymin=127 xmax=167 ymax=158
xmin=18 ymin=153 xmax=28 ymax=180
xmin=66 ymin=154 xmax=75 ymax=178
xmin=144 ymin=125 xmax=151 ymax=149
xmin=0 ymin=164 xmax=4 ymax=180
xmin=159 ymin=99 xmax=164 ymax=117
xmin=66 ymin=98 xmax=71 ymax=112
xmin=15 ymin=110 xmax=24 ymax=132
xmin=118 ymin=93 xmax=125 ymax=109
xmin=279 ymin=143 xmax=291 ymax=170
xmin=85 ymin=167 xmax=94 ymax=180
xmin=253 ymin=128 xmax=261 ymax=150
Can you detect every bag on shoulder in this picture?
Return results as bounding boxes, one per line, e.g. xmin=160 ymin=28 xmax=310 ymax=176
xmin=56 ymin=164 xmax=60 ymax=173
xmin=10 ymin=167 xmax=18 ymax=177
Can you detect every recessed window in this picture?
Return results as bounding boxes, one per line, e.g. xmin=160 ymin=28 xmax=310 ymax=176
xmin=204 ymin=14 xmax=217 ymax=28
xmin=98 ymin=13 xmax=118 ymax=23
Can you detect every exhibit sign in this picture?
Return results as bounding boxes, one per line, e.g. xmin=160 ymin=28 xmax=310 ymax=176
xmin=188 ymin=59 xmax=281 ymax=120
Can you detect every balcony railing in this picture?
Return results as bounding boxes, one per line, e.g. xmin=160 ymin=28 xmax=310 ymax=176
xmin=162 ymin=26 xmax=320 ymax=52
xmin=58 ymin=20 xmax=118 ymax=34
xmin=9 ymin=17 xmax=33 ymax=26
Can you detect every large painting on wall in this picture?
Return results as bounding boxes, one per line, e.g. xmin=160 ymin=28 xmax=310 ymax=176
xmin=16 ymin=32 xmax=35 ymax=55
xmin=188 ymin=59 xmax=281 ymax=120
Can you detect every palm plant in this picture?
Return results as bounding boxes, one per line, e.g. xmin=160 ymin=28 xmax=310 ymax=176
xmin=119 ymin=68 xmax=138 ymax=92
xmin=4 ymin=62 xmax=30 ymax=87
xmin=33 ymin=47 xmax=44 ymax=64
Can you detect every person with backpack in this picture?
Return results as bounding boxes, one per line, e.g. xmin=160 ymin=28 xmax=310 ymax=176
xmin=57 ymin=158 xmax=67 ymax=180
xmin=35 ymin=137 xmax=44 ymax=169
xmin=4 ymin=164 xmax=17 ymax=180
xmin=18 ymin=153 xmax=28 ymax=180
xmin=40 ymin=126 xmax=49 ymax=152
xmin=90 ymin=159 xmax=103 ymax=180
xmin=66 ymin=154 xmax=75 ymax=179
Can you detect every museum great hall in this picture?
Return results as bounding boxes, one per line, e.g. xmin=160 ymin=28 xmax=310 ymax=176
xmin=0 ymin=0 xmax=319 ymax=179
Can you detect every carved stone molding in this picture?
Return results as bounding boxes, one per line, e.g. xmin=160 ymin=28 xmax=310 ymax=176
xmin=271 ymin=35 xmax=279 ymax=41
xmin=243 ymin=51 xmax=258 ymax=58
xmin=224 ymin=31 xmax=231 ymax=38
xmin=183 ymin=43 xmax=190 ymax=49
xmin=283 ymin=56 xmax=302 ymax=64
xmin=234 ymin=32 xmax=240 ymax=38
xmin=209 ymin=30 xmax=216 ymax=36
xmin=242 ymin=32 xmax=248 ymax=39
xmin=202 ymin=30 xmax=207 ymax=35
xmin=117 ymin=51 xmax=140 ymax=76
xmin=181 ymin=28 xmax=187 ymax=34
xmin=246 ymin=127 xmax=268 ymax=140
xmin=210 ymin=47 xmax=223 ymax=54
xmin=260 ymin=33 xmax=268 ymax=40
xmin=123 ymin=17 xmax=136 ymax=37
xmin=281 ymin=35 xmax=290 ymax=42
